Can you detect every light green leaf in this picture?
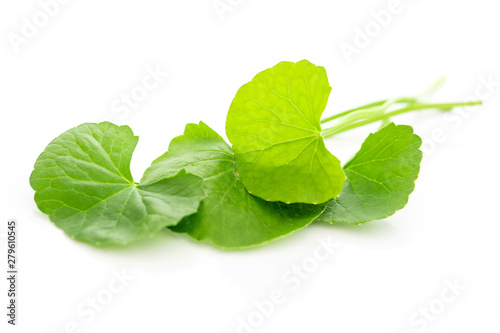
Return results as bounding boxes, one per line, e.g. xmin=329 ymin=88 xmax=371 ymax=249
xmin=226 ymin=59 xmax=345 ymax=204
xmin=316 ymin=123 xmax=422 ymax=224
xmin=141 ymin=121 xmax=327 ymax=249
xmin=30 ymin=122 xmax=205 ymax=245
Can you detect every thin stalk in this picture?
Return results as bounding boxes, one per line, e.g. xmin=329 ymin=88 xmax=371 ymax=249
xmin=320 ymin=77 xmax=447 ymax=125
xmin=321 ymin=101 xmax=482 ymax=138
xmin=320 ymin=100 xmax=386 ymax=124
xmin=323 ymin=96 xmax=417 ymax=134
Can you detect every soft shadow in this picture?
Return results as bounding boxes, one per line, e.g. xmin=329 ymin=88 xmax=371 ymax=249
xmin=75 ymin=230 xmax=215 ymax=274
xmin=308 ymin=219 xmax=414 ymax=251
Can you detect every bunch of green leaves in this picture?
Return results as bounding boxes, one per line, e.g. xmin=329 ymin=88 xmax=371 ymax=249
xmin=30 ymin=60 xmax=480 ymax=248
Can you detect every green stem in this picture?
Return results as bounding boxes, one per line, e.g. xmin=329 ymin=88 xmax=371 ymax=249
xmin=322 ymin=96 xmax=417 ymax=134
xmin=321 ymin=101 xmax=482 ymax=138
xmin=320 ymin=100 xmax=386 ymax=124
xmin=320 ymin=77 xmax=448 ymax=126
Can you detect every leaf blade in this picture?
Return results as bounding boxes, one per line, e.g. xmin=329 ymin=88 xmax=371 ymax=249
xmin=226 ymin=60 xmax=345 ymax=204
xmin=30 ymin=122 xmax=205 ymax=245
xmin=141 ymin=121 xmax=327 ymax=249
xmin=316 ymin=123 xmax=423 ymax=224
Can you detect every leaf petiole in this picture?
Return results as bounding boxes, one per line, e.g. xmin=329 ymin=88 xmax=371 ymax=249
xmin=321 ymin=77 xmax=447 ymax=126
xmin=320 ymin=77 xmax=481 ymax=138
xmin=321 ymin=100 xmax=482 ymax=138
xmin=320 ymin=100 xmax=387 ymax=124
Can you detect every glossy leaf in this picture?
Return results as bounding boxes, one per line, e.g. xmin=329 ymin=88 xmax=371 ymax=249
xmin=141 ymin=121 xmax=327 ymax=249
xmin=226 ymin=60 xmax=345 ymax=204
xmin=30 ymin=122 xmax=205 ymax=245
xmin=316 ymin=123 xmax=422 ymax=224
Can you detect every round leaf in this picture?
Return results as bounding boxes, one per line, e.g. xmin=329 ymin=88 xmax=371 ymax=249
xmin=316 ymin=123 xmax=423 ymax=224
xmin=30 ymin=122 xmax=205 ymax=245
xmin=141 ymin=122 xmax=327 ymax=249
xmin=226 ymin=60 xmax=345 ymax=204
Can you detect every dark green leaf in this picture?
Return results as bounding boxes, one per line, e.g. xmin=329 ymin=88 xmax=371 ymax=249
xmin=30 ymin=122 xmax=205 ymax=245
xmin=141 ymin=122 xmax=327 ymax=249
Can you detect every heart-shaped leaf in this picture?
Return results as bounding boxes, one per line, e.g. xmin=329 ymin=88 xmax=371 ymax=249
xmin=226 ymin=60 xmax=345 ymax=204
xmin=30 ymin=122 xmax=205 ymax=245
xmin=316 ymin=123 xmax=422 ymax=224
xmin=141 ymin=122 xmax=327 ymax=249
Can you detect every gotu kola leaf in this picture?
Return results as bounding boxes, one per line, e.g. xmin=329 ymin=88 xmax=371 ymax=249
xmin=316 ymin=123 xmax=422 ymax=224
xmin=141 ymin=121 xmax=327 ymax=249
xmin=29 ymin=122 xmax=205 ymax=245
xmin=226 ymin=59 xmax=345 ymax=204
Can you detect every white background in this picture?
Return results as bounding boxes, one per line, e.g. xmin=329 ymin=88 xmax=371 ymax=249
xmin=1 ymin=0 xmax=499 ymax=332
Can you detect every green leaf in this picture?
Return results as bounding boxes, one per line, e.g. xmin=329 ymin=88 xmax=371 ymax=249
xmin=29 ymin=122 xmax=205 ymax=245
xmin=226 ymin=59 xmax=345 ymax=204
xmin=316 ymin=123 xmax=422 ymax=224
xmin=141 ymin=121 xmax=327 ymax=249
